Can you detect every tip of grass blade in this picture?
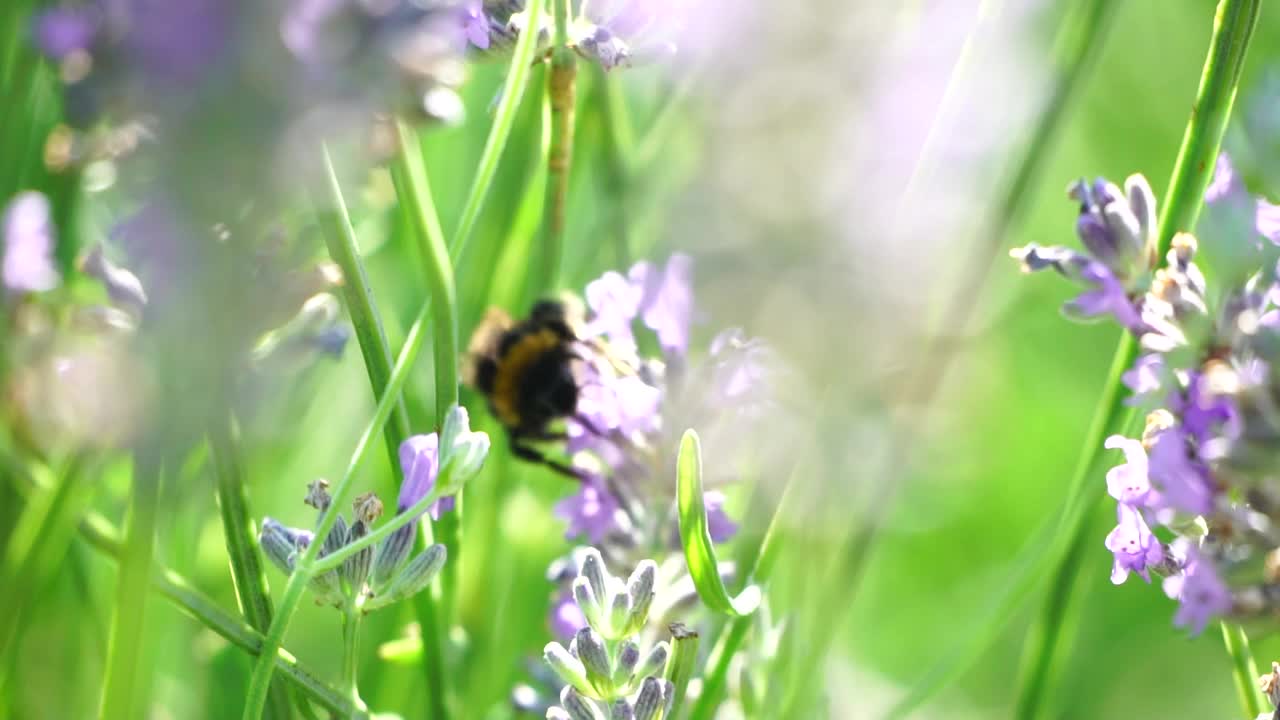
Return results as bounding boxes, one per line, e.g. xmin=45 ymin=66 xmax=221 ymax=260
xmin=676 ymin=429 xmax=761 ymax=617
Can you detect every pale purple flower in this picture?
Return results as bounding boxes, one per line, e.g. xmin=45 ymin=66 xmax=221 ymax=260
xmin=1163 ymin=539 xmax=1232 ymax=635
xmin=1122 ymin=353 xmax=1164 ymax=405
xmin=1104 ymin=502 xmax=1163 ymax=584
xmin=1171 ymin=371 xmax=1239 ymax=446
xmin=1104 ymin=435 xmax=1152 ymax=507
xmin=634 ymin=253 xmax=693 ymax=355
xmin=1147 ymin=428 xmax=1214 ymax=516
xmin=1202 ymin=153 xmax=1280 ymax=246
xmin=33 ymin=7 xmax=99 ymax=59
xmin=549 ymin=589 xmax=587 ymax=640
xmin=554 ymin=474 xmax=624 ymax=543
xmin=399 ymin=434 xmax=454 ymax=520
xmin=1010 ymin=245 xmax=1146 ymax=333
xmin=703 ymin=490 xmax=737 ymax=543
xmin=463 ymin=1 xmax=490 ymax=48
xmin=3 ymin=192 xmax=61 ymax=294
xmin=584 ymin=269 xmax=644 ymax=350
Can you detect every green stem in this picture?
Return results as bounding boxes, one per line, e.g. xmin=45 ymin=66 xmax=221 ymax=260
xmin=242 ymin=301 xmax=433 ymax=720
xmin=541 ymin=0 xmax=577 ymax=293
xmin=1222 ymin=622 xmax=1266 ymax=718
xmin=316 ymin=145 xmax=450 ymax=720
xmin=98 ymin=449 xmax=162 ymax=720
xmin=341 ymin=609 xmax=366 ymax=713
xmin=74 ymin=510 xmax=358 ymax=717
xmin=209 ymin=415 xmax=294 ymax=720
xmin=316 ymin=144 xmax=413 ymax=466
xmin=451 ymin=0 xmax=546 ymax=261
xmin=687 ymin=467 xmax=796 ymax=720
xmin=599 ymin=73 xmax=633 ymax=268
xmin=1014 ymin=2 xmax=1261 ymax=718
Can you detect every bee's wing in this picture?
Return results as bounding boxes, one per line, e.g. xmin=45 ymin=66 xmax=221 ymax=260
xmin=462 ymin=306 xmax=514 ymax=386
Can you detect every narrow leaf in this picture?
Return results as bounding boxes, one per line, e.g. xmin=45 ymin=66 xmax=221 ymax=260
xmin=676 ymin=430 xmax=760 ymax=617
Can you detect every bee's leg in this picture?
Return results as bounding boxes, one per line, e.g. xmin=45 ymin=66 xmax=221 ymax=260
xmin=510 ymin=440 xmax=586 ymax=481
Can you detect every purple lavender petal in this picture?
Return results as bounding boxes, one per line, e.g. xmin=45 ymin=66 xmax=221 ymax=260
xmin=703 ymin=490 xmax=737 ymax=543
xmin=463 ymin=3 xmax=491 ymax=49
xmin=1104 ymin=435 xmax=1152 ymax=507
xmin=585 ymin=269 xmax=643 ymax=350
xmin=1258 ymin=198 xmax=1280 ymax=245
xmin=1104 ymin=502 xmax=1162 ymax=584
xmin=635 ymin=253 xmax=693 ymax=356
xmin=1163 ymin=540 xmax=1231 ymax=635
xmin=554 ymin=474 xmax=623 ymax=543
xmin=1205 ymin=153 xmax=1238 ymax=203
xmin=1146 ymin=428 xmax=1214 ymax=516
xmin=1122 ymin=353 xmax=1164 ymax=406
xmin=549 ymin=589 xmax=587 ymax=641
xmin=398 ymin=433 xmax=452 ymax=518
xmin=32 ymin=8 xmax=99 ymax=60
xmin=3 ymin=192 xmax=61 ymax=293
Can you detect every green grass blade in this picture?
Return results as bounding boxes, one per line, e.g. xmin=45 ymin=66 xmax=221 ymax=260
xmin=1221 ymin=622 xmax=1266 ymax=719
xmin=675 ymin=430 xmax=761 ymax=618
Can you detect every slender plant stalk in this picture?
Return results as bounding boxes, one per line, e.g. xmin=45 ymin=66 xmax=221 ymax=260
xmin=451 ymin=0 xmax=546 ymax=261
xmin=598 ymin=73 xmax=633 ymax=268
xmin=73 ymin=509 xmax=358 ymax=717
xmin=208 ymin=415 xmax=294 ymax=720
xmin=686 ymin=466 xmax=797 ymax=720
xmin=539 ymin=0 xmax=577 ymax=292
xmin=1222 ymin=622 xmax=1266 ymax=718
xmin=316 ymin=146 xmax=451 ymax=720
xmin=98 ymin=449 xmax=162 ymax=720
xmin=317 ymin=144 xmax=413 ymax=466
xmin=341 ymin=610 xmax=366 ymax=713
xmin=1014 ymin=1 xmax=1262 ymax=718
xmin=242 ymin=301 xmax=432 ymax=720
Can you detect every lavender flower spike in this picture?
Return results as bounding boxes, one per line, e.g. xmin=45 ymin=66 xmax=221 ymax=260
xmin=3 ymin=192 xmax=61 ymax=294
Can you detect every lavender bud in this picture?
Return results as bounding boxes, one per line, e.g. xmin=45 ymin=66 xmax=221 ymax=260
xmin=559 ymin=687 xmax=606 ymax=720
xmin=341 ymin=519 xmax=373 ymax=592
xmin=635 ymin=642 xmax=669 ymax=681
xmin=572 ymin=577 xmax=605 ymax=634
xmin=305 ymin=479 xmax=332 ymax=511
xmin=321 ymin=515 xmax=348 ymax=558
xmin=610 ymin=699 xmax=635 ymax=720
xmin=624 ymin=560 xmax=656 ymax=634
xmin=259 ymin=518 xmax=301 ymax=574
xmin=438 ymin=405 xmax=490 ymax=491
xmin=579 ymin=549 xmax=609 ymax=605
xmin=380 ymin=544 xmax=447 ymax=603
xmin=372 ymin=524 xmax=415 ymax=590
xmin=612 ymin=641 xmax=640 ymax=687
xmin=544 ymin=642 xmax=592 ymax=697
xmin=632 ymin=677 xmax=667 ymax=720
xmin=607 ymin=590 xmax=631 ymax=639
xmin=1125 ymin=174 xmax=1157 ymax=260
xmin=574 ymin=628 xmax=613 ymax=697
xmin=353 ymin=492 xmax=383 ymax=524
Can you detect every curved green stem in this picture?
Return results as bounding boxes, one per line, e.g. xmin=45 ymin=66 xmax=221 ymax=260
xmin=687 ymin=465 xmax=797 ymax=720
xmin=341 ymin=610 xmax=366 ymax=714
xmin=98 ymin=449 xmax=162 ymax=720
xmin=242 ymin=302 xmax=433 ymax=720
xmin=209 ymin=416 xmax=293 ymax=720
xmin=1014 ymin=2 xmax=1262 ymax=718
xmin=451 ymin=0 xmax=546 ymax=261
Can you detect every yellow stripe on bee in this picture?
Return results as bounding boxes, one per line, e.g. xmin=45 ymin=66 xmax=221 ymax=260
xmin=491 ymin=329 xmax=564 ymax=427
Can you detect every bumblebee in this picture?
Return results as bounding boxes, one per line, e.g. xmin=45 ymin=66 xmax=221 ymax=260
xmin=464 ymin=299 xmax=587 ymax=478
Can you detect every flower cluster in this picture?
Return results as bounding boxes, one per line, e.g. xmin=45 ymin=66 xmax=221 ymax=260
xmin=541 ymin=549 xmax=676 ymax=720
xmin=259 ymin=407 xmax=489 ymax=611
xmin=1011 ymin=155 xmax=1280 ymax=634
xmin=465 ymin=0 xmax=680 ymax=70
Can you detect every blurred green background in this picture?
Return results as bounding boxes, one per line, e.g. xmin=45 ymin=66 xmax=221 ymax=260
xmin=4 ymin=0 xmax=1280 ymax=718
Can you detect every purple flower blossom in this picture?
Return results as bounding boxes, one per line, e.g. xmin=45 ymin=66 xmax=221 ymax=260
xmin=3 ymin=192 xmax=61 ymax=294
xmin=1163 ymin=539 xmax=1232 ymax=635
xmin=1203 ymin=153 xmax=1280 ymax=246
xmin=1104 ymin=503 xmax=1163 ymax=584
xmin=584 ymin=269 xmax=644 ymax=350
xmin=1170 ymin=371 xmax=1239 ymax=447
xmin=1010 ymin=245 xmax=1146 ymax=333
xmin=1122 ymin=353 xmax=1164 ymax=405
xmin=1147 ymin=428 xmax=1214 ymax=516
xmin=1104 ymin=435 xmax=1152 ymax=507
xmin=634 ymin=253 xmax=694 ymax=356
xmin=554 ymin=474 xmax=625 ymax=543
xmin=703 ymin=490 xmax=737 ymax=543
xmin=462 ymin=1 xmax=490 ymax=49
xmin=399 ymin=434 xmax=455 ymax=520
xmin=32 ymin=8 xmax=99 ymax=60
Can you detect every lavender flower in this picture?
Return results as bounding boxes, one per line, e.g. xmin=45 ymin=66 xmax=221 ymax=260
xmin=1010 ymin=175 xmax=1158 ymax=333
xmin=1104 ymin=502 xmax=1163 ymax=584
xmin=3 ymin=192 xmax=61 ymax=294
xmin=1163 ymin=539 xmax=1232 ymax=635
